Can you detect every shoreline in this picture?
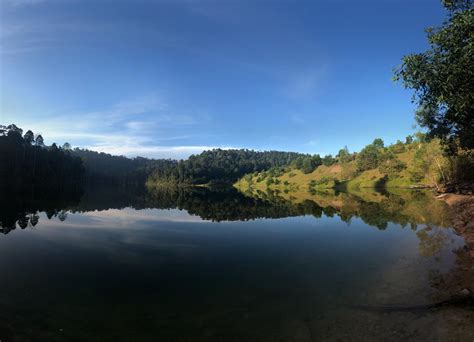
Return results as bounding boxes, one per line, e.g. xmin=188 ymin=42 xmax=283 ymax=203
xmin=435 ymin=193 xmax=474 ymax=297
xmin=436 ymin=193 xmax=474 ymax=256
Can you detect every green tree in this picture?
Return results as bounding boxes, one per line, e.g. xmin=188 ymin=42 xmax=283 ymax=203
xmin=35 ymin=134 xmax=45 ymax=147
xmin=389 ymin=140 xmax=406 ymax=154
xmin=322 ymin=154 xmax=335 ymax=166
xmin=23 ymin=130 xmax=35 ymax=145
xmin=372 ymin=138 xmax=384 ymax=149
xmin=394 ymin=0 xmax=474 ymax=150
xmin=378 ymin=151 xmax=407 ymax=178
xmin=337 ymin=146 xmax=352 ymax=163
xmin=356 ymin=144 xmax=380 ymax=171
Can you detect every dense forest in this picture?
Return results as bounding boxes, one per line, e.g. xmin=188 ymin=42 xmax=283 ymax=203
xmin=147 ymin=149 xmax=309 ymax=186
xmin=1 ymin=124 xmax=311 ymax=194
xmin=71 ymin=148 xmax=176 ymax=185
xmin=0 ymin=124 xmax=84 ymax=193
xmin=0 ymin=124 xmax=179 ymax=189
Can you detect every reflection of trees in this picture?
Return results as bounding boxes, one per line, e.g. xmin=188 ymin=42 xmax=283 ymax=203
xmin=145 ymin=187 xmax=319 ymax=222
xmin=243 ymin=188 xmax=453 ymax=231
xmin=416 ymin=226 xmax=450 ymax=257
xmin=0 ymin=188 xmax=83 ymax=234
xmin=0 ymin=185 xmax=317 ymax=231
xmin=1 ymin=184 xmax=453 ymax=236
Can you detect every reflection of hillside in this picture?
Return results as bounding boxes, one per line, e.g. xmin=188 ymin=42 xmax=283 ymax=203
xmin=147 ymin=186 xmax=324 ymax=221
xmin=1 ymin=185 xmax=453 ymax=233
xmin=241 ymin=187 xmax=453 ymax=230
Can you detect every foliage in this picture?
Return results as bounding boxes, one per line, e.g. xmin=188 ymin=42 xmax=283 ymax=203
xmin=394 ymin=1 xmax=474 ymax=150
xmin=322 ymin=154 xmax=335 ymax=166
xmin=408 ymin=139 xmax=447 ymax=184
xmin=372 ymin=138 xmax=385 ymax=149
xmin=148 ymin=149 xmax=308 ymax=186
xmin=302 ymin=155 xmax=322 ymax=173
xmin=337 ymin=146 xmax=353 ymax=163
xmin=0 ymin=124 xmax=85 ymax=192
xmin=445 ymin=148 xmax=474 ymax=183
xmin=388 ymin=140 xmax=406 ymax=154
xmin=378 ymin=151 xmax=407 ymax=178
xmin=356 ymin=143 xmax=381 ymax=171
xmin=73 ymin=148 xmax=175 ymax=185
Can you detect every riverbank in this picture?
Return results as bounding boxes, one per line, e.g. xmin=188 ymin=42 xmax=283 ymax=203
xmin=434 ymin=193 xmax=474 ymax=300
xmin=437 ymin=193 xmax=474 ymax=256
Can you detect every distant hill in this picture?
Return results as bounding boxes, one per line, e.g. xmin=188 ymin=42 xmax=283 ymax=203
xmin=234 ymin=136 xmax=473 ymax=195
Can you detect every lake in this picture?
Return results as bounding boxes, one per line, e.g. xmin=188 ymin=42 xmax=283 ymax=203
xmin=1 ymin=186 xmax=473 ymax=341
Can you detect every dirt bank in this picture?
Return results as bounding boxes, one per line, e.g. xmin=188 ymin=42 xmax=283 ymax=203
xmin=434 ymin=193 xmax=474 ymax=298
xmin=436 ymin=193 xmax=474 ymax=251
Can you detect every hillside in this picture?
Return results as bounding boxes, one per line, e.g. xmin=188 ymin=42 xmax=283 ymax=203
xmin=146 ymin=149 xmax=309 ymax=187
xmin=234 ymin=137 xmax=467 ymax=195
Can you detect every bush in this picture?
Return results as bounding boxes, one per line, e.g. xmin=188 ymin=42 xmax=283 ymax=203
xmin=389 ymin=140 xmax=406 ymax=154
xmin=356 ymin=144 xmax=381 ymax=171
xmin=378 ymin=155 xmax=407 ymax=178
xmin=410 ymin=170 xmax=425 ymax=183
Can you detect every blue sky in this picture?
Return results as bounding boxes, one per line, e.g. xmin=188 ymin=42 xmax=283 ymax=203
xmin=0 ymin=0 xmax=446 ymax=159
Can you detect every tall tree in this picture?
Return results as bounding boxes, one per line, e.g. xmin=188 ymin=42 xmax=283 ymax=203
xmin=394 ymin=0 xmax=474 ymax=150
xmin=24 ymin=130 xmax=35 ymax=145
xmin=35 ymin=135 xmax=45 ymax=147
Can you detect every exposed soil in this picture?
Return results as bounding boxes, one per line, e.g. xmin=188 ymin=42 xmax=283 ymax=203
xmin=436 ymin=193 xmax=474 ymax=255
xmin=435 ymin=193 xmax=474 ymax=297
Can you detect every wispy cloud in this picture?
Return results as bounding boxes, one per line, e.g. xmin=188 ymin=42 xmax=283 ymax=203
xmin=284 ymin=65 xmax=328 ymax=99
xmin=3 ymin=92 xmax=227 ymax=159
xmin=305 ymin=139 xmax=319 ymax=147
xmin=289 ymin=114 xmax=306 ymax=124
xmin=88 ymin=144 xmax=237 ymax=160
xmin=2 ymin=0 xmax=47 ymax=6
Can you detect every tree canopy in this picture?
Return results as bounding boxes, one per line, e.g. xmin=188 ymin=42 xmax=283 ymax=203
xmin=394 ymin=0 xmax=474 ymax=150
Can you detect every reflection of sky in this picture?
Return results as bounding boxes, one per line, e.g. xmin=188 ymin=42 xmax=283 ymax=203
xmin=72 ymin=208 xmax=209 ymax=228
xmin=0 ymin=207 xmax=465 ymax=327
xmin=7 ymin=208 xmax=462 ymax=271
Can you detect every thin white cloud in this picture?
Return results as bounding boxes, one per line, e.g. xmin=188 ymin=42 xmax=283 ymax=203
xmin=305 ymin=139 xmax=319 ymax=147
xmin=2 ymin=0 xmax=47 ymax=6
xmin=87 ymin=144 xmax=237 ymax=159
xmin=3 ymin=92 xmax=225 ymax=159
xmin=284 ymin=65 xmax=328 ymax=99
xmin=290 ymin=114 xmax=306 ymax=124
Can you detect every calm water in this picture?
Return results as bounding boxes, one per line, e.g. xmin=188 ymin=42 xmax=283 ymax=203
xmin=0 ymin=186 xmax=473 ymax=341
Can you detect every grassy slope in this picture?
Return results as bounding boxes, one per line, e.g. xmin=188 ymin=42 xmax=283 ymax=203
xmin=234 ymin=146 xmax=441 ymax=195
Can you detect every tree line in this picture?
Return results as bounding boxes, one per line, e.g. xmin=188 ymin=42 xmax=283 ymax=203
xmin=0 ymin=124 xmax=84 ymax=193
xmin=147 ymin=149 xmax=310 ymax=186
xmin=1 ymin=124 xmax=313 ymax=191
xmin=71 ymin=148 xmax=177 ymax=185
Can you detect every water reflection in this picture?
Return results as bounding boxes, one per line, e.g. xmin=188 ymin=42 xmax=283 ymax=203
xmin=0 ymin=186 xmax=472 ymax=340
xmin=0 ymin=187 xmax=83 ymax=234
xmin=0 ymin=185 xmax=454 ymax=233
